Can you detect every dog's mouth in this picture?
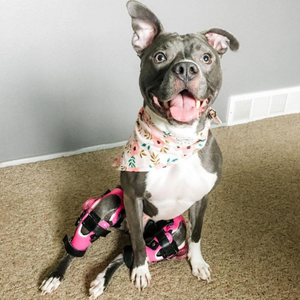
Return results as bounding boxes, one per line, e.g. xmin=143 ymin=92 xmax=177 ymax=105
xmin=151 ymin=90 xmax=209 ymax=123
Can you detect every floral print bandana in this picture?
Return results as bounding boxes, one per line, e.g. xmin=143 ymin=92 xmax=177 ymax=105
xmin=114 ymin=107 xmax=210 ymax=172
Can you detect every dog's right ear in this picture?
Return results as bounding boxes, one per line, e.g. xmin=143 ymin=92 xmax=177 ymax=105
xmin=127 ymin=0 xmax=164 ymax=56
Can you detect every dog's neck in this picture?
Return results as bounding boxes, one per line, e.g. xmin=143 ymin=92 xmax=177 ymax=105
xmin=114 ymin=106 xmax=210 ymax=171
xmin=145 ymin=106 xmax=207 ymax=138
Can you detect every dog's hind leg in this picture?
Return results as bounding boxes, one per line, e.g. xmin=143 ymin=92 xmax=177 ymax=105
xmin=188 ymin=194 xmax=211 ymax=282
xmin=40 ymin=253 xmax=75 ymax=294
xmin=89 ymin=254 xmax=124 ymax=299
xmin=40 ymin=187 xmax=125 ymax=294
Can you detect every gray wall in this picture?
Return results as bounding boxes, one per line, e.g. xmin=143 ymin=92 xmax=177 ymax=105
xmin=1 ymin=0 xmax=300 ymax=163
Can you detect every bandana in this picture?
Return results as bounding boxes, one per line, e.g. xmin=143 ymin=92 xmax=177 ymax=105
xmin=114 ymin=107 xmax=211 ymax=172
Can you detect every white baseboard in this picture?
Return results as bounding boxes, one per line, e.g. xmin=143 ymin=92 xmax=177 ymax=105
xmin=0 ymin=140 xmax=127 ymax=169
xmin=227 ymin=85 xmax=300 ymax=126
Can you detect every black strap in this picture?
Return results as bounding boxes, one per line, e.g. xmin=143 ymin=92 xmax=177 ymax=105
xmin=143 ymin=219 xmax=174 ymax=239
xmin=63 ymin=235 xmax=86 ymax=257
xmin=99 ymin=189 xmax=112 ymax=198
xmin=123 ymin=245 xmax=134 ymax=269
xmin=90 ymin=224 xmax=110 ymax=242
xmin=75 ymin=210 xmax=86 ymax=226
xmin=75 ymin=189 xmax=111 ymax=227
xmin=144 ymin=218 xmax=177 ymax=258
xmin=143 ymin=219 xmax=157 ymax=240
xmin=80 ymin=211 xmax=110 ymax=242
xmin=82 ymin=211 xmax=100 ymax=231
xmin=112 ymin=209 xmax=126 ymax=228
xmin=156 ymin=219 xmax=174 ymax=230
xmin=155 ymin=229 xmax=178 ymax=258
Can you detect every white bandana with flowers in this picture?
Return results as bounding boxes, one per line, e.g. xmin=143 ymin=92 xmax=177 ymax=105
xmin=114 ymin=107 xmax=210 ymax=172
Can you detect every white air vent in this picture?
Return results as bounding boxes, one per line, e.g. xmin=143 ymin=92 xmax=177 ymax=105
xmin=227 ymin=86 xmax=300 ymax=126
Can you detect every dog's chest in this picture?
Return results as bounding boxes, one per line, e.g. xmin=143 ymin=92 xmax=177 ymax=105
xmin=145 ymin=154 xmax=217 ymax=221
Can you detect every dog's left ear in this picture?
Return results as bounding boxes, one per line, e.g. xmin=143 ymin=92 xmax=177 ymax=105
xmin=201 ymin=28 xmax=239 ymax=55
xmin=127 ymin=0 xmax=164 ymax=56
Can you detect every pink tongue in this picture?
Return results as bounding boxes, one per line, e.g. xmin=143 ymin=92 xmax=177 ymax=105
xmin=169 ymin=91 xmax=198 ymax=122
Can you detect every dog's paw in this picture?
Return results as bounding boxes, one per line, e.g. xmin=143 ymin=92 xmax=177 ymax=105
xmin=89 ymin=272 xmax=105 ymax=299
xmin=40 ymin=276 xmax=62 ymax=295
xmin=189 ymin=255 xmax=211 ymax=282
xmin=131 ymin=261 xmax=151 ymax=291
xmin=188 ymin=240 xmax=211 ymax=282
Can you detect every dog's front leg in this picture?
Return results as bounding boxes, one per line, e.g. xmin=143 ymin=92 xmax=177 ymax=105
xmin=123 ymin=194 xmax=151 ymax=291
xmin=188 ymin=195 xmax=211 ymax=282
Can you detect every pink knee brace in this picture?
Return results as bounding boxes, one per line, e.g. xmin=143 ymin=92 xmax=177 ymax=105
xmin=63 ymin=187 xmax=125 ymax=257
xmin=123 ymin=215 xmax=188 ymax=268
xmin=145 ymin=215 xmax=188 ymax=262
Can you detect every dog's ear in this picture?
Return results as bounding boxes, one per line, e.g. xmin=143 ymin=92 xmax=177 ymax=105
xmin=127 ymin=0 xmax=164 ymax=55
xmin=201 ymin=28 xmax=239 ymax=55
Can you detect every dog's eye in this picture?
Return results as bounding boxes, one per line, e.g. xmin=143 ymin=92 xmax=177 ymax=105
xmin=202 ymin=53 xmax=212 ymax=64
xmin=154 ymin=52 xmax=167 ymax=63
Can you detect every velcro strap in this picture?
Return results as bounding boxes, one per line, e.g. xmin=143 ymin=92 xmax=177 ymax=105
xmin=145 ymin=238 xmax=159 ymax=250
xmin=143 ymin=219 xmax=158 ymax=240
xmin=156 ymin=219 xmax=174 ymax=230
xmin=156 ymin=230 xmax=178 ymax=259
xmin=63 ymin=235 xmax=86 ymax=257
xmin=90 ymin=225 xmax=110 ymax=242
xmin=75 ymin=189 xmax=111 ymax=227
xmin=112 ymin=209 xmax=126 ymax=228
xmin=82 ymin=211 xmax=110 ymax=241
xmin=82 ymin=211 xmax=100 ymax=232
xmin=123 ymin=245 xmax=134 ymax=269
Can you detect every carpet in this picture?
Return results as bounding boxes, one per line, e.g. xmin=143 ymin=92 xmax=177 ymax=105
xmin=1 ymin=114 xmax=299 ymax=300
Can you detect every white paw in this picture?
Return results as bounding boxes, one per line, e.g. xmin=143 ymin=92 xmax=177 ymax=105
xmin=40 ymin=277 xmax=61 ymax=295
xmin=188 ymin=239 xmax=211 ymax=282
xmin=89 ymin=272 xmax=105 ymax=299
xmin=189 ymin=255 xmax=211 ymax=282
xmin=131 ymin=261 xmax=151 ymax=291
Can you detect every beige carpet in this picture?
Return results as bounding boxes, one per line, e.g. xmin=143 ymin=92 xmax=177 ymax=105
xmin=1 ymin=114 xmax=300 ymax=300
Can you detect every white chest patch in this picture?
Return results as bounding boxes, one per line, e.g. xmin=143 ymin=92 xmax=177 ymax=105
xmin=145 ymin=154 xmax=217 ymax=221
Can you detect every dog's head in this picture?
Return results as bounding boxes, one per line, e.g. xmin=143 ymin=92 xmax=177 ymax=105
xmin=127 ymin=0 xmax=239 ymax=125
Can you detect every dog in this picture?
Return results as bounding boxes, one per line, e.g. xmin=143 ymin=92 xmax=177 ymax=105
xmin=115 ymin=0 xmax=238 ymax=291
xmin=40 ymin=0 xmax=239 ymax=297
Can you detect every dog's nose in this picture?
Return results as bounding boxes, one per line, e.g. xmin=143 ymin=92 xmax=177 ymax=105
xmin=172 ymin=62 xmax=199 ymax=82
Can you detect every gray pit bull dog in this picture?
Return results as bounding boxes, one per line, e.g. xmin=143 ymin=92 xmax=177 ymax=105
xmin=119 ymin=0 xmax=238 ymax=291
xmin=40 ymin=0 xmax=239 ymax=297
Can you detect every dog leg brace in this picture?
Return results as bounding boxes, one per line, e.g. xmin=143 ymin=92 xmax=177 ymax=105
xmin=63 ymin=187 xmax=125 ymax=257
xmin=123 ymin=215 xmax=188 ymax=269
